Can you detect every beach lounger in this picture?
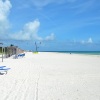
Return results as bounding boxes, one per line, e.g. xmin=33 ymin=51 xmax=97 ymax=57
xmin=0 ymin=66 xmax=6 ymax=68
xmin=13 ymin=53 xmax=25 ymax=59
xmin=18 ymin=53 xmax=25 ymax=57
xmin=0 ymin=66 xmax=11 ymax=75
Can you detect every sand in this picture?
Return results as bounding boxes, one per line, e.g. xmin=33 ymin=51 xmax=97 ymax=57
xmin=0 ymin=52 xmax=100 ymax=100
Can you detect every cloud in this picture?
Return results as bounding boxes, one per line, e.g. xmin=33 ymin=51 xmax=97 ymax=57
xmin=70 ymin=0 xmax=95 ymax=14
xmin=13 ymin=0 xmax=78 ymax=9
xmin=0 ymin=0 xmax=56 ymax=41
xmin=0 ymin=0 xmax=12 ymax=37
xmin=10 ymin=19 xmax=55 ymax=41
xmin=29 ymin=0 xmax=77 ymax=8
xmin=45 ymin=33 xmax=55 ymax=41
xmin=81 ymin=37 xmax=93 ymax=44
xmin=87 ymin=37 xmax=93 ymax=43
xmin=10 ymin=19 xmax=42 ymax=40
xmin=31 ymin=0 xmax=61 ymax=7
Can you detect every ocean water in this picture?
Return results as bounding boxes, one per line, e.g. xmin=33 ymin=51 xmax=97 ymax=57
xmin=55 ymin=51 xmax=100 ymax=55
xmin=42 ymin=51 xmax=100 ymax=55
xmin=41 ymin=51 xmax=100 ymax=55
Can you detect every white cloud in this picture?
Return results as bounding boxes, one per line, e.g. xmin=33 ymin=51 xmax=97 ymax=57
xmin=0 ymin=0 xmax=12 ymax=36
xmin=10 ymin=19 xmax=43 ymax=40
xmin=87 ymin=37 xmax=93 ymax=43
xmin=0 ymin=0 xmax=55 ymax=41
xmin=45 ymin=33 xmax=55 ymax=41
xmin=10 ymin=19 xmax=55 ymax=41
xmin=81 ymin=37 xmax=93 ymax=44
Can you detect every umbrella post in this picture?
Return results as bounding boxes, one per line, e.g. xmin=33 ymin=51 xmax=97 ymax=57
xmin=0 ymin=43 xmax=3 ymax=62
xmin=2 ymin=47 xmax=3 ymax=62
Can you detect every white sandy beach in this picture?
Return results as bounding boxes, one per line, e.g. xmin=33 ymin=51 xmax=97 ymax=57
xmin=0 ymin=52 xmax=100 ymax=100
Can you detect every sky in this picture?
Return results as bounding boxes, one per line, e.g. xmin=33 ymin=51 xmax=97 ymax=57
xmin=0 ymin=0 xmax=100 ymax=51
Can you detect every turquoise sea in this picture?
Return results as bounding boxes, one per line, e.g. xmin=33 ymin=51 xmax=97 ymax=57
xmin=57 ymin=51 xmax=100 ymax=55
xmin=43 ymin=51 xmax=100 ymax=55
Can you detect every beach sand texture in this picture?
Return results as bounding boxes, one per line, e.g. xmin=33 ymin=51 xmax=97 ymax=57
xmin=0 ymin=52 xmax=100 ymax=100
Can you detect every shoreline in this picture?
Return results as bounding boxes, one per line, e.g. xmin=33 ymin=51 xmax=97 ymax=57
xmin=38 ymin=52 xmax=100 ymax=57
xmin=38 ymin=51 xmax=100 ymax=55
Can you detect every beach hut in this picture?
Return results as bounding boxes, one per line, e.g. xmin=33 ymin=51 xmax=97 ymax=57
xmin=0 ymin=43 xmax=25 ymax=59
xmin=5 ymin=45 xmax=18 ymax=58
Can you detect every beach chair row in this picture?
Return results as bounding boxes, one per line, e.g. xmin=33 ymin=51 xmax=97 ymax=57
xmin=0 ymin=66 xmax=11 ymax=75
xmin=18 ymin=53 xmax=25 ymax=57
xmin=14 ymin=53 xmax=25 ymax=59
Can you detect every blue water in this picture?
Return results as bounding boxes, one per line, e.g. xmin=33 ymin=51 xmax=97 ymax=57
xmin=45 ymin=51 xmax=100 ymax=55
xmin=57 ymin=51 xmax=100 ymax=55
